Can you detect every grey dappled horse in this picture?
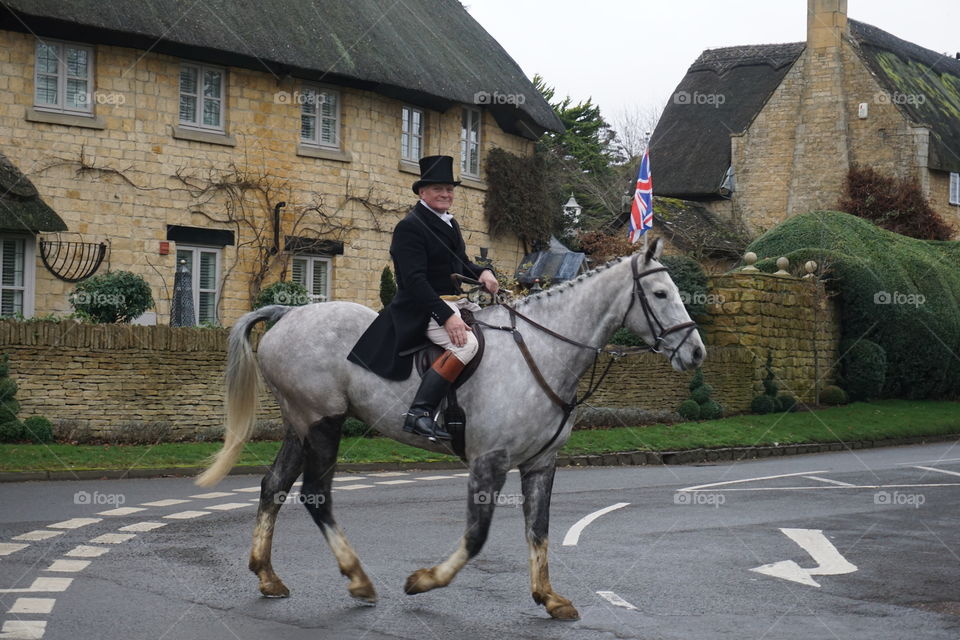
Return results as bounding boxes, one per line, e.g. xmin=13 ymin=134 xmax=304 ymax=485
xmin=196 ymin=237 xmax=705 ymax=620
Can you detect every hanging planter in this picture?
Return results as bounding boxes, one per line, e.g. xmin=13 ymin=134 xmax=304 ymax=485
xmin=39 ymin=235 xmax=108 ymax=282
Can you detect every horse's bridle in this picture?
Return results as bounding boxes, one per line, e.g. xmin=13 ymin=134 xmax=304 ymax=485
xmin=623 ymin=253 xmax=699 ymax=364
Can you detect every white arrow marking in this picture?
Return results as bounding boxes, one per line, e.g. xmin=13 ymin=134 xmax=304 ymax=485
xmin=596 ymin=590 xmax=638 ymax=610
xmin=562 ymin=503 xmax=629 ymax=546
xmin=751 ymin=528 xmax=857 ymax=587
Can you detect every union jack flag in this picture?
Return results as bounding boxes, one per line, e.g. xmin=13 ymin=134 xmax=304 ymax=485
xmin=628 ymin=150 xmax=653 ymax=243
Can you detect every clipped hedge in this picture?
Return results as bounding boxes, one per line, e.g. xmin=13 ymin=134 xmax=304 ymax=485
xmin=841 ymin=339 xmax=886 ymax=401
xmin=748 ymin=211 xmax=960 ymax=400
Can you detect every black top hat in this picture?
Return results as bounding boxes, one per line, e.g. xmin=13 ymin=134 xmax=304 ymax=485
xmin=412 ymin=155 xmax=461 ymax=195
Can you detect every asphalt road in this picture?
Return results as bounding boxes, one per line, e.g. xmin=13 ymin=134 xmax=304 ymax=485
xmin=2 ymin=442 xmax=959 ymax=639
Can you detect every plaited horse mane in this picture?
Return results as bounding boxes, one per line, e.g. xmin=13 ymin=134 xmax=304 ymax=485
xmin=196 ymin=237 xmax=705 ymax=619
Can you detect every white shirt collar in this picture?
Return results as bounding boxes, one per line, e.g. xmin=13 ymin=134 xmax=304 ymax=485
xmin=420 ymin=200 xmax=453 ymax=226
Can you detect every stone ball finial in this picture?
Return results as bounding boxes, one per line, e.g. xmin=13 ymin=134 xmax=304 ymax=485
xmin=774 ymin=256 xmax=791 ymax=276
xmin=803 ymin=260 xmax=818 ymax=279
xmin=741 ymin=251 xmax=759 ymax=272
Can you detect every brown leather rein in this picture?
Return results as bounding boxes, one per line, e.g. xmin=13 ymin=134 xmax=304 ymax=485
xmin=464 ymin=253 xmax=699 ymax=462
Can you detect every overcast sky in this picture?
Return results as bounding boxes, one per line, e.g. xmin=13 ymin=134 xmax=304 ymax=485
xmin=465 ymin=0 xmax=960 ymax=123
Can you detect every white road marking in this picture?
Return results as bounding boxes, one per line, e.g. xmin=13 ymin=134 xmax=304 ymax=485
xmin=562 ymin=503 xmax=630 ymax=546
xmin=751 ymin=528 xmax=857 ymax=587
xmin=47 ymin=518 xmax=101 ymax=530
xmin=0 ymin=620 xmax=47 ymax=639
xmin=415 ymin=475 xmax=457 ymax=481
xmin=803 ymin=476 xmax=855 ymax=487
xmin=333 ymin=477 xmax=366 ymax=482
xmin=89 ymin=533 xmax=136 ymax=544
xmin=375 ymin=480 xmax=416 ymax=485
xmin=368 ymin=472 xmax=409 ymax=477
xmin=234 ymin=486 xmax=262 ymax=493
xmin=0 ymin=543 xmax=28 ymax=556
xmin=163 ymin=511 xmax=209 ymax=520
xmin=680 ymin=470 xmax=829 ymax=492
xmin=453 ymin=473 xmax=471 ymax=477
xmin=118 ymin=521 xmax=167 ymax=532
xmin=335 ymin=484 xmax=375 ymax=491
xmin=97 ymin=507 xmax=147 ymax=516
xmin=206 ymin=503 xmax=253 ymax=511
xmin=189 ymin=492 xmax=235 ymax=499
xmin=45 ymin=559 xmax=90 ymax=573
xmin=0 ymin=577 xmax=73 ymax=593
xmin=897 ymin=457 xmax=960 ymax=466
xmin=64 ymin=545 xmax=109 ymax=558
xmin=596 ymin=590 xmax=638 ymax=610
xmin=913 ymin=465 xmax=960 ymax=478
xmin=12 ymin=531 xmax=61 ymax=542
xmin=7 ymin=598 xmax=55 ymax=614
xmin=691 ymin=482 xmax=960 ymax=492
xmin=140 ymin=499 xmax=190 ymax=507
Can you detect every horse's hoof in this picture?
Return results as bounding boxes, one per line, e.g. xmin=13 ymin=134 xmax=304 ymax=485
xmin=548 ymin=603 xmax=580 ymax=620
xmin=259 ymin=581 xmax=290 ymax=598
xmin=349 ymin=582 xmax=378 ymax=604
xmin=403 ymin=568 xmax=434 ymax=595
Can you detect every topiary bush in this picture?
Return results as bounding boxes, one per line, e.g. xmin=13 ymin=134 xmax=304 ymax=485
xmin=699 ymin=400 xmax=723 ymax=420
xmin=676 ymin=369 xmax=723 ymax=420
xmin=379 ymin=266 xmax=397 ymax=309
xmin=22 ymin=416 xmax=53 ymax=444
xmin=751 ymin=352 xmax=787 ymax=414
xmin=776 ymin=395 xmax=798 ymax=413
xmin=750 ymin=395 xmax=776 ymax=415
xmin=749 ymin=211 xmax=960 ymax=400
xmin=0 ymin=420 xmax=24 ymax=443
xmin=677 ymin=399 xmax=701 ymax=421
xmin=841 ymin=339 xmax=886 ymax=401
xmin=253 ymin=281 xmax=311 ymax=309
xmin=820 ymin=385 xmax=848 ymax=406
xmin=0 ymin=377 xmax=16 ymax=402
xmin=70 ymin=271 xmax=154 ymax=323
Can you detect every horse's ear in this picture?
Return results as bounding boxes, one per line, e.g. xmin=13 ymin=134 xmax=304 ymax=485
xmin=644 ymin=237 xmax=664 ymax=263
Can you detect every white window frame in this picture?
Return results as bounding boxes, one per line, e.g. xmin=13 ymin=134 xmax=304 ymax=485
xmin=401 ymin=105 xmax=424 ymax=162
xmin=175 ymin=245 xmax=221 ymax=325
xmin=460 ymin=107 xmax=481 ymax=178
xmin=0 ymin=235 xmax=35 ymax=318
xmin=299 ymin=85 xmax=341 ymax=150
xmin=950 ymin=172 xmax=960 ymax=206
xmin=291 ymin=255 xmax=332 ymax=303
xmin=178 ymin=63 xmax=226 ymax=132
xmin=33 ymin=39 xmax=94 ymax=115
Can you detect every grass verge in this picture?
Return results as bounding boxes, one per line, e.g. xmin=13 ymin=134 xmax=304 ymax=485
xmin=0 ymin=400 xmax=957 ymax=473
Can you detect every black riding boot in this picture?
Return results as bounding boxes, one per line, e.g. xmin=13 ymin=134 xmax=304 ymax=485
xmin=403 ymin=351 xmax=464 ymax=441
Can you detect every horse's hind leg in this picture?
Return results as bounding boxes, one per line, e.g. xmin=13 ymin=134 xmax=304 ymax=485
xmin=249 ymin=427 xmax=304 ymax=597
xmin=520 ymin=456 xmax=579 ymax=620
xmin=301 ymin=416 xmax=377 ymax=604
xmin=404 ymin=449 xmax=509 ymax=594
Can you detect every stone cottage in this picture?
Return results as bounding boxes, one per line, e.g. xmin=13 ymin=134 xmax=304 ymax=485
xmin=649 ymin=0 xmax=960 ymax=237
xmin=0 ymin=0 xmax=562 ymax=324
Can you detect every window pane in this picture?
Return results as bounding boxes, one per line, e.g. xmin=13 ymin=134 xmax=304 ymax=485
xmin=320 ymin=91 xmax=336 ymax=116
xmin=320 ymin=117 xmax=335 ymax=145
xmin=301 ymin=114 xmax=316 ymax=141
xmin=311 ymin=260 xmax=328 ymax=300
xmin=66 ymin=77 xmax=89 ymax=110
xmin=291 ymin=258 xmax=306 ymax=286
xmin=203 ymin=70 xmax=221 ymax=98
xmin=300 ymin=88 xmax=317 ymax=115
xmin=176 ymin=249 xmax=193 ymax=273
xmin=66 ymin=47 xmax=88 ymax=78
xmin=198 ymin=251 xmax=216 ymax=290
xmin=35 ymin=75 xmax=58 ymax=105
xmin=401 ymin=107 xmax=410 ymax=134
xmin=198 ymin=292 xmax=215 ymax=324
xmin=179 ymin=95 xmax=196 ymax=123
xmin=36 ymin=42 xmax=59 ymax=74
xmin=412 ymin=134 xmax=421 ymax=160
xmin=0 ymin=290 xmax=22 ymax=317
xmin=1 ymin=240 xmax=23 ymax=287
xmin=179 ymin=67 xmax=197 ymax=95
xmin=202 ymin=98 xmax=221 ymax=127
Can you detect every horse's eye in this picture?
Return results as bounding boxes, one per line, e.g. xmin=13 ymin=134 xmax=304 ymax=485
xmin=654 ymin=291 xmax=668 ymax=299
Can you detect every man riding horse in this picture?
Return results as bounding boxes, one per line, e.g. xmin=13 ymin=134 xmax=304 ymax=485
xmin=347 ymin=155 xmax=499 ymax=442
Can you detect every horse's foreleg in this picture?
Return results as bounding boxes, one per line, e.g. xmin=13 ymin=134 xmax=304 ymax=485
xmin=302 ymin=418 xmax=377 ymax=604
xmin=249 ymin=428 xmax=304 ymax=597
xmin=520 ymin=457 xmax=579 ymax=620
xmin=404 ymin=449 xmax=509 ymax=595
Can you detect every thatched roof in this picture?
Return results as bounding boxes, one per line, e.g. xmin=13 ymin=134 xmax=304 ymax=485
xmin=649 ymin=43 xmax=804 ymax=199
xmin=0 ymin=152 xmax=67 ymax=233
xmin=0 ymin=0 xmax=562 ymax=139
xmin=849 ymin=19 xmax=960 ymax=173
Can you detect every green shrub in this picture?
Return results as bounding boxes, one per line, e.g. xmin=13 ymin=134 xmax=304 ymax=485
xmin=749 ymin=211 xmax=960 ymax=400
xmin=776 ymin=395 xmax=798 ymax=413
xmin=342 ymin=417 xmax=375 ymax=438
xmin=0 ymin=377 xmax=17 ymax=402
xmin=699 ymin=400 xmax=723 ymax=420
xmin=253 ymin=281 xmax=311 ymax=309
xmin=661 ymin=255 xmax=709 ymax=317
xmin=688 ymin=369 xmax=704 ymax=392
xmin=820 ymin=385 xmax=849 ymax=406
xmin=751 ymin=395 xmax=776 ymax=414
xmin=0 ymin=354 xmax=9 ymax=377
xmin=23 ymin=416 xmax=53 ymax=444
xmin=379 ymin=266 xmax=397 ymax=308
xmin=610 ymin=327 xmax=645 ymax=347
xmin=691 ymin=383 xmax=714 ymax=404
xmin=0 ymin=399 xmax=20 ymax=423
xmin=69 ymin=271 xmax=154 ymax=323
xmin=841 ymin=339 xmax=886 ymax=401
xmin=0 ymin=420 xmax=24 ymax=443
xmin=678 ymin=399 xmax=701 ymax=420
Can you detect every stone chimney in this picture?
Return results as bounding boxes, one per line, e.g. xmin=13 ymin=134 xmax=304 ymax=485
xmin=807 ymin=0 xmax=848 ymax=50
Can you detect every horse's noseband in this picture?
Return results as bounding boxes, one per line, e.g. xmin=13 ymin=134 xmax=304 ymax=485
xmin=625 ymin=253 xmax=699 ymax=364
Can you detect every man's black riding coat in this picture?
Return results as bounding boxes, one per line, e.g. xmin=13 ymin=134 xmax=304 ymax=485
xmin=347 ymin=202 xmax=491 ymax=380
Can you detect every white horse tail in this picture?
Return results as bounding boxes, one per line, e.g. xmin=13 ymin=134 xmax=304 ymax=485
xmin=196 ymin=305 xmax=294 ymax=487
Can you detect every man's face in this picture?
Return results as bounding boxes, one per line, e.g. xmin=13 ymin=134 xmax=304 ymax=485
xmin=420 ymin=184 xmax=455 ymax=213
